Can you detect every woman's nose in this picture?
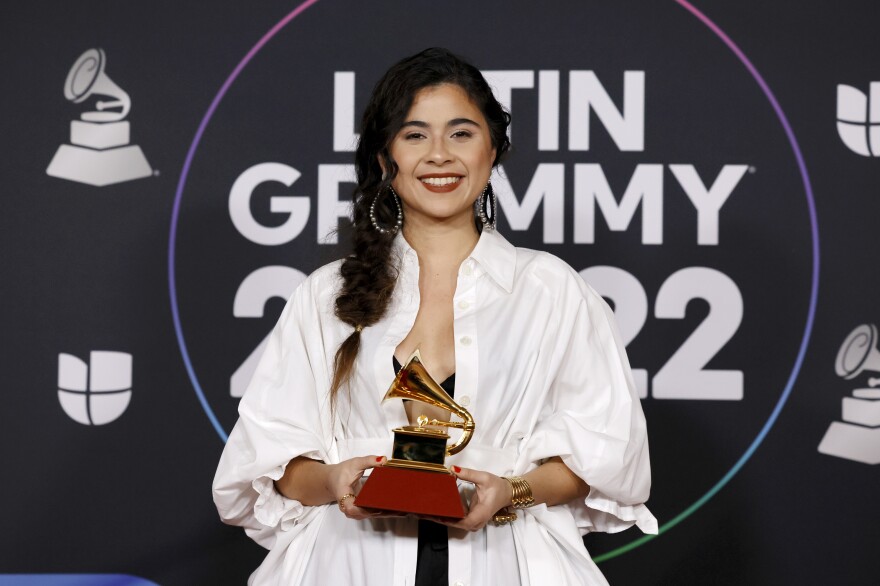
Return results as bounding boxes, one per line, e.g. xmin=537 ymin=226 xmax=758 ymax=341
xmin=427 ymin=138 xmax=454 ymax=164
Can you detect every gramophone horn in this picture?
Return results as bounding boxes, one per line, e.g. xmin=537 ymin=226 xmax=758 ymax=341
xmin=835 ymin=323 xmax=880 ymax=379
xmin=383 ymin=350 xmax=475 ymax=455
xmin=63 ymin=48 xmax=131 ymax=122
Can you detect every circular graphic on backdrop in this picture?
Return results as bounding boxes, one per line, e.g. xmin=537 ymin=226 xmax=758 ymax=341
xmin=169 ymin=0 xmax=818 ymax=561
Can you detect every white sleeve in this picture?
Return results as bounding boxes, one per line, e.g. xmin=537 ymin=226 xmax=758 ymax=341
xmin=212 ymin=280 xmax=335 ymax=549
xmin=518 ymin=274 xmax=658 ymax=535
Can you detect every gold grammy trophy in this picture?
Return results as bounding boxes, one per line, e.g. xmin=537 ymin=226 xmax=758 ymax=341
xmin=355 ymin=350 xmax=475 ymax=518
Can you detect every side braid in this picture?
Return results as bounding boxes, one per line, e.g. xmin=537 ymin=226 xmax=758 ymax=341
xmin=330 ymin=186 xmax=398 ymax=407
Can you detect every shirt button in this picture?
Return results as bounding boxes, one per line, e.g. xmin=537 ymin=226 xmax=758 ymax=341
xmin=459 ymin=395 xmax=471 ymax=407
xmin=461 ymin=265 xmax=473 ymax=277
xmin=457 ymin=300 xmax=470 ymax=310
xmin=459 ymin=336 xmax=472 ymax=346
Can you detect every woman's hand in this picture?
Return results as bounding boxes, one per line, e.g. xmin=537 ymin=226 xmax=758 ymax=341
xmin=436 ymin=466 xmax=512 ymax=532
xmin=327 ymin=455 xmax=386 ymax=520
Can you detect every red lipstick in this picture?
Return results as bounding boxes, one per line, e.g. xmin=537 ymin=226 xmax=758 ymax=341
xmin=419 ymin=173 xmax=463 ymax=193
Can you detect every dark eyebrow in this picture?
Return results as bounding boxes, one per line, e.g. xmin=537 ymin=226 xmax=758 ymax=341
xmin=447 ymin=117 xmax=480 ymax=128
xmin=400 ymin=118 xmax=482 ymax=130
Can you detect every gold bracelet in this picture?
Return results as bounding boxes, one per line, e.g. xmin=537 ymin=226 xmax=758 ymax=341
xmin=502 ymin=476 xmax=535 ymax=509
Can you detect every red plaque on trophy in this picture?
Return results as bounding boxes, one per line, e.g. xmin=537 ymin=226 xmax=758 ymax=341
xmin=355 ymin=350 xmax=475 ymax=519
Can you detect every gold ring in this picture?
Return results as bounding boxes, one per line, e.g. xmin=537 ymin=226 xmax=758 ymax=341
xmin=492 ymin=510 xmax=517 ymax=525
xmin=338 ymin=493 xmax=356 ymax=512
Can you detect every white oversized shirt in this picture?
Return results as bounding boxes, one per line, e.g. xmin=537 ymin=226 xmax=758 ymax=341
xmin=213 ymin=229 xmax=657 ymax=586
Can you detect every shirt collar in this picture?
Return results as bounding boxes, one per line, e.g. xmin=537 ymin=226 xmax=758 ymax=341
xmin=391 ymin=231 xmax=417 ymax=264
xmin=391 ymin=228 xmax=516 ymax=294
xmin=469 ymin=229 xmax=516 ymax=293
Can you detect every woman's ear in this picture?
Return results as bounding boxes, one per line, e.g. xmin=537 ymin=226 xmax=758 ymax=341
xmin=378 ymin=155 xmax=399 ymax=183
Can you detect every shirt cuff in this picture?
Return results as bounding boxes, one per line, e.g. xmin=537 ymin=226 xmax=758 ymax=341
xmin=252 ymin=463 xmax=306 ymax=531
xmin=577 ymin=487 xmax=658 ymax=535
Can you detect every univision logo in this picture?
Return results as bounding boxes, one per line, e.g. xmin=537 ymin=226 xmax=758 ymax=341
xmin=57 ymin=351 xmax=133 ymax=425
xmin=837 ymin=82 xmax=880 ymax=156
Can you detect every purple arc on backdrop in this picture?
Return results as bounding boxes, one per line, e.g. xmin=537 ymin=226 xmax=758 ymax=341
xmin=591 ymin=0 xmax=820 ymax=563
xmin=167 ymin=0 xmax=819 ymax=563
xmin=168 ymin=0 xmax=322 ymax=442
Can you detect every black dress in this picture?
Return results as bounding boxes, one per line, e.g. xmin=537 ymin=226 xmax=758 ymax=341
xmin=393 ymin=356 xmax=454 ymax=586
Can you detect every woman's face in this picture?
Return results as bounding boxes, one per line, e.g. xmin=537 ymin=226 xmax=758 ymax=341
xmin=387 ymin=83 xmax=496 ymax=230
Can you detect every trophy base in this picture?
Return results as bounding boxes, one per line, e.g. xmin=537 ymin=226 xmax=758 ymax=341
xmin=47 ymin=144 xmax=152 ymax=186
xmin=818 ymin=421 xmax=880 ymax=465
xmin=355 ymin=466 xmax=465 ymax=519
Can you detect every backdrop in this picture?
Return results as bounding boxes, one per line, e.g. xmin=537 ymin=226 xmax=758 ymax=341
xmin=3 ymin=1 xmax=878 ymax=584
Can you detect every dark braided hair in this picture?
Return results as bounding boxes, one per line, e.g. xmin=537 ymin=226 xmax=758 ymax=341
xmin=330 ymin=48 xmax=511 ymax=406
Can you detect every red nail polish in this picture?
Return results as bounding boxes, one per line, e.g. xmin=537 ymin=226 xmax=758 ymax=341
xmin=376 ymin=457 xmax=383 ymax=462
xmin=453 ymin=466 xmax=461 ymax=473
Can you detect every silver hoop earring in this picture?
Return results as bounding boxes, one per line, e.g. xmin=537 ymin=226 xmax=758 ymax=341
xmin=478 ymin=181 xmax=497 ymax=231
xmin=370 ymin=185 xmax=403 ymax=234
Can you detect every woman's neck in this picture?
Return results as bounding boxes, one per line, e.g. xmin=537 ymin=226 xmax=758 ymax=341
xmin=402 ymin=218 xmax=479 ymax=270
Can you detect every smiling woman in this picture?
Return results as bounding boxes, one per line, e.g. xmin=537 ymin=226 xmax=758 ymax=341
xmin=213 ymin=47 xmax=656 ymax=586
xmin=388 ymin=84 xmax=496 ymax=232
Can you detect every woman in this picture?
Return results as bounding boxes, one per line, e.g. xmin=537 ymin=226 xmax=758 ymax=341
xmin=213 ymin=48 xmax=656 ymax=585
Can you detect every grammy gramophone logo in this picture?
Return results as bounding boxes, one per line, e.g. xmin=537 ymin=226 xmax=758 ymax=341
xmin=46 ymin=48 xmax=152 ymax=186
xmin=818 ymin=324 xmax=880 ymax=464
